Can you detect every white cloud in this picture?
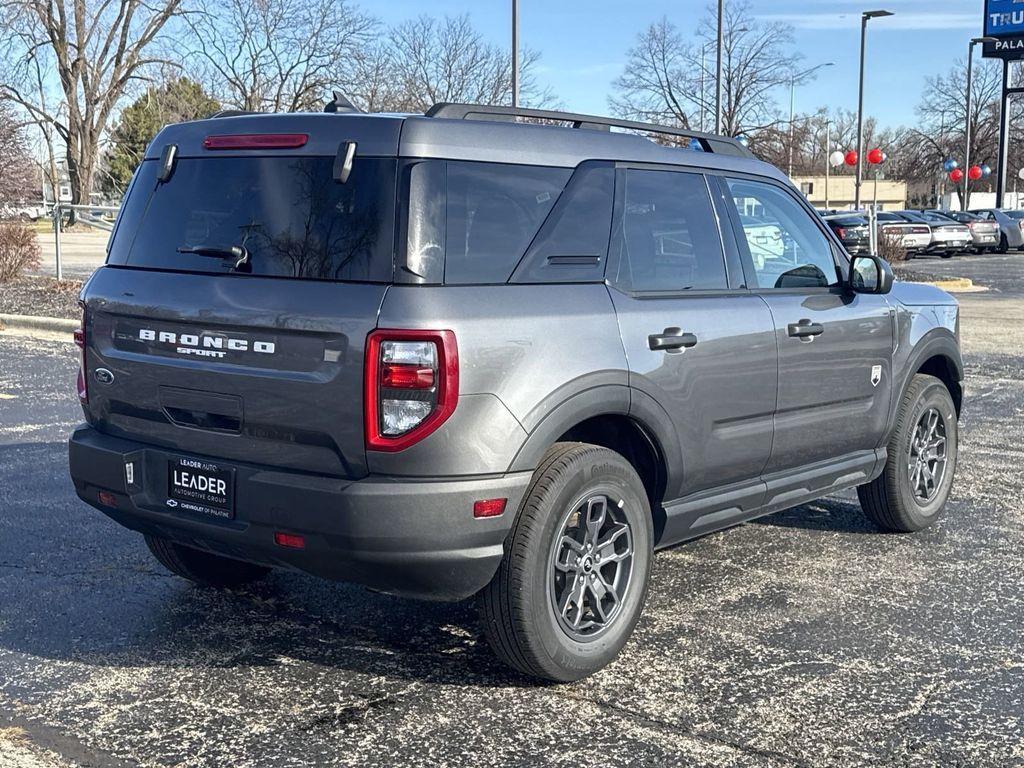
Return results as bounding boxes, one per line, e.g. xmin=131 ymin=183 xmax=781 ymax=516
xmin=756 ymin=12 xmax=979 ymax=31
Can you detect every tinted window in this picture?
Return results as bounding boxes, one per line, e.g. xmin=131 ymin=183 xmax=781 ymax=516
xmin=612 ymin=169 xmax=727 ymax=292
xmin=110 ymin=157 xmax=396 ymax=282
xmin=727 ymin=178 xmax=840 ymax=289
xmin=828 ymin=216 xmax=867 ymax=226
xmin=444 ymin=162 xmax=571 ymax=284
xmin=1003 ymin=210 xmax=1024 ymax=219
xmin=512 ymin=162 xmax=614 ymax=283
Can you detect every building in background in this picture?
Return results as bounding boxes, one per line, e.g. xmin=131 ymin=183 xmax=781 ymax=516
xmin=791 ymin=175 xmax=906 ymax=211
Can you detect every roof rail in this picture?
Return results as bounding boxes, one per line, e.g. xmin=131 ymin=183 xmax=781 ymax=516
xmin=425 ymin=102 xmax=754 ymax=158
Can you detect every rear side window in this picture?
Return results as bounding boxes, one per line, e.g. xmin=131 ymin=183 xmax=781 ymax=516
xmin=109 ymin=157 xmax=396 ymax=282
xmin=611 ymin=169 xmax=728 ymax=293
xmin=444 ymin=162 xmax=571 ymax=284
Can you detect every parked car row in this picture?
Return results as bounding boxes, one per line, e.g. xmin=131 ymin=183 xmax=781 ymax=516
xmin=817 ymin=207 xmax=1024 ymax=259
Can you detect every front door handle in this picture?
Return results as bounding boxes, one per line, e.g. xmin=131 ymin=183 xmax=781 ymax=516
xmin=787 ymin=319 xmax=825 ymax=339
xmin=648 ymin=327 xmax=698 ymax=352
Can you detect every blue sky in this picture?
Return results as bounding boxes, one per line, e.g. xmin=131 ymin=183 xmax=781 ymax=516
xmin=371 ymin=0 xmax=984 ymax=129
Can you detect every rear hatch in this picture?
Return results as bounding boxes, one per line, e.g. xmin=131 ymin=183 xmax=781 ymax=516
xmin=81 ymin=115 xmax=402 ymax=479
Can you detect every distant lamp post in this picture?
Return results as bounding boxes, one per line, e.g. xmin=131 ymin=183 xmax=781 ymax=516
xmin=715 ymin=0 xmax=724 ymax=134
xmin=788 ymin=61 xmax=834 ymax=178
xmin=511 ymin=0 xmax=519 ymax=108
xmin=855 ymin=9 xmax=893 ymax=209
xmin=965 ymin=36 xmax=999 ymax=210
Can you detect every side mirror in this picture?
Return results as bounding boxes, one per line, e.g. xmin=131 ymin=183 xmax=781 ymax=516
xmin=849 ymin=254 xmax=893 ymax=295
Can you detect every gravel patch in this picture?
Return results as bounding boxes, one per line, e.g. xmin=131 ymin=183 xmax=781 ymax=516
xmin=0 ymin=276 xmax=83 ymax=320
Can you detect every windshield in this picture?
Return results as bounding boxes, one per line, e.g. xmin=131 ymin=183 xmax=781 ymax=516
xmin=108 ymin=156 xmax=396 ymax=282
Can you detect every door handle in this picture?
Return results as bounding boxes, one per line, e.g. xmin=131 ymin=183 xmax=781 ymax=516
xmin=787 ymin=319 xmax=825 ymax=339
xmin=648 ymin=327 xmax=698 ymax=352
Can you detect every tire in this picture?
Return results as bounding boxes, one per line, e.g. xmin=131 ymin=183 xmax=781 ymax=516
xmin=145 ymin=535 xmax=271 ymax=588
xmin=940 ymin=251 xmax=954 ymax=259
xmin=998 ymin=234 xmax=1009 ymax=254
xmin=858 ymin=374 xmax=958 ymax=532
xmin=479 ymin=442 xmax=654 ymax=682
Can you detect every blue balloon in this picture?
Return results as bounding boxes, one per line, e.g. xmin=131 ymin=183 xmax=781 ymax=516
xmin=943 ymin=158 xmax=959 ymax=172
xmin=981 ymin=164 xmax=992 ymax=178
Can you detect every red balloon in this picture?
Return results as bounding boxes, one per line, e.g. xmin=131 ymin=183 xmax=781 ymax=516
xmin=968 ymin=165 xmax=983 ymax=181
xmin=867 ymin=148 xmax=884 ymax=164
xmin=844 ymin=150 xmax=858 ymax=166
xmin=950 ymin=168 xmax=964 ymax=183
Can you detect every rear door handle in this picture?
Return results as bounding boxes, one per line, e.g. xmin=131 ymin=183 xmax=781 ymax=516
xmin=648 ymin=327 xmax=698 ymax=352
xmin=787 ymin=319 xmax=825 ymax=339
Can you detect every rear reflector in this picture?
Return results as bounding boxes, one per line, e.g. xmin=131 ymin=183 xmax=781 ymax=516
xmin=473 ymin=498 xmax=507 ymax=518
xmin=98 ymin=491 xmax=117 ymax=508
xmin=203 ymin=134 xmax=309 ymax=150
xmin=274 ymin=532 xmax=306 ymax=549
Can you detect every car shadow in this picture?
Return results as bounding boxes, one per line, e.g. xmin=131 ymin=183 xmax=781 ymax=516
xmin=754 ymin=495 xmax=880 ymax=534
xmin=0 ymin=440 xmax=879 ymax=690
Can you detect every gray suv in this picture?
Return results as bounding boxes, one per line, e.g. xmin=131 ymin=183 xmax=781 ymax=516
xmin=69 ymin=102 xmax=963 ymax=681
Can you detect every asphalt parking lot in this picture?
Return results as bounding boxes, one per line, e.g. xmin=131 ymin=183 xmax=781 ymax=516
xmin=1 ymin=252 xmax=1023 ymax=767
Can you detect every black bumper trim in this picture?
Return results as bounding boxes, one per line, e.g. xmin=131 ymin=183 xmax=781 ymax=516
xmin=69 ymin=425 xmax=531 ymax=601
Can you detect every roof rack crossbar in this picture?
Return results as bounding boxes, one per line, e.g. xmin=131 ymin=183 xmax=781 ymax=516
xmin=424 ymin=103 xmax=753 ymax=157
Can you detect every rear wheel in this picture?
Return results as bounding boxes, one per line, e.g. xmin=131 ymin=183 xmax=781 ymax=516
xmin=145 ymin=535 xmax=271 ymax=588
xmin=998 ymin=234 xmax=1009 ymax=253
xmin=479 ymin=443 xmax=653 ymax=681
xmin=857 ymin=374 xmax=958 ymax=532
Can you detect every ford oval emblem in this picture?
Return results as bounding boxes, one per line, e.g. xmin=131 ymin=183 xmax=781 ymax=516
xmin=94 ymin=368 xmax=115 ymax=385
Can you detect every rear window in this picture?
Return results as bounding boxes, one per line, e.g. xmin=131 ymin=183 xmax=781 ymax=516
xmin=108 ymin=157 xmax=396 ymax=282
xmin=828 ymin=216 xmax=867 ymax=226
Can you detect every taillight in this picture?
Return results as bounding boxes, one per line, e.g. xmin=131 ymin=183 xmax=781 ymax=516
xmin=203 ymin=134 xmax=308 ymax=150
xmin=365 ymin=329 xmax=458 ymax=451
xmin=836 ymin=227 xmax=847 ymax=239
xmin=74 ymin=302 xmax=87 ymax=404
xmin=1018 ymin=220 xmax=1024 ymax=233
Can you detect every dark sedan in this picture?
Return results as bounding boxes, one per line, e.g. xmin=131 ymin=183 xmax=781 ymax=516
xmin=823 ymin=214 xmax=872 ymax=255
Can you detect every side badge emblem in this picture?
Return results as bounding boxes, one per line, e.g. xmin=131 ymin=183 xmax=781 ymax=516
xmin=95 ymin=368 xmax=115 ymax=385
xmin=870 ymin=365 xmax=882 ymax=388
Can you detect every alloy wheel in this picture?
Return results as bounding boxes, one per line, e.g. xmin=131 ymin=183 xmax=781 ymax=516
xmin=548 ymin=494 xmax=635 ymax=641
xmin=907 ymin=407 xmax=948 ymax=503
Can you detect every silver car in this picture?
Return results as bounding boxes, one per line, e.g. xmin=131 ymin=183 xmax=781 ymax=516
xmin=970 ymin=208 xmax=1024 ymax=252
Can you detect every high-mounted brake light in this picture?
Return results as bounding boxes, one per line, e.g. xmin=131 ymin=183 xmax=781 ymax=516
xmin=203 ymin=134 xmax=308 ymax=150
xmin=365 ymin=330 xmax=458 ymax=452
xmin=74 ymin=302 xmax=88 ymax=404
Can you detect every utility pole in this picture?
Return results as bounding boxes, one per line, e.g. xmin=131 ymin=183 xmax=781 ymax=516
xmin=855 ymin=10 xmax=893 ymax=209
xmin=511 ymin=0 xmax=519 ymax=109
xmin=715 ymin=0 xmax=723 ymax=134
xmin=824 ymin=120 xmax=831 ymax=209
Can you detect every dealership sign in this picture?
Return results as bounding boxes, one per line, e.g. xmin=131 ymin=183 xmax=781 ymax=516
xmin=984 ymin=0 xmax=1024 ymax=59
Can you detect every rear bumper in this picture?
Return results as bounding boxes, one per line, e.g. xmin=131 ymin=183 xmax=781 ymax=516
xmin=68 ymin=426 xmax=531 ymax=601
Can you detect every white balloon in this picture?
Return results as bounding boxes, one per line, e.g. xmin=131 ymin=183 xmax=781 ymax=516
xmin=1017 ymin=167 xmax=1024 ymax=181
xmin=829 ymin=150 xmax=846 ymax=168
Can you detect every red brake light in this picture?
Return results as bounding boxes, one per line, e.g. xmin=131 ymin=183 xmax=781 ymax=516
xmin=365 ymin=329 xmax=458 ymax=452
xmin=381 ymin=363 xmax=435 ymax=389
xmin=836 ymin=227 xmax=847 ymax=239
xmin=203 ymin=134 xmax=308 ymax=150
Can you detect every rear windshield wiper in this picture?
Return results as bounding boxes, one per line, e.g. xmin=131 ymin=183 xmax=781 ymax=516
xmin=177 ymin=244 xmax=250 ymax=272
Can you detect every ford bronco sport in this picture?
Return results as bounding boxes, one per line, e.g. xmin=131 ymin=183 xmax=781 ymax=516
xmin=69 ymin=101 xmax=963 ymax=681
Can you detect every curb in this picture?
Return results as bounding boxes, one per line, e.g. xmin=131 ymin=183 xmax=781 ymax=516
xmin=899 ymin=276 xmax=986 ymax=293
xmin=0 ymin=313 xmax=78 ymax=334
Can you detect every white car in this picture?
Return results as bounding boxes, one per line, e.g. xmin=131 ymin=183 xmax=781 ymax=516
xmin=875 ymin=213 xmax=932 ymax=256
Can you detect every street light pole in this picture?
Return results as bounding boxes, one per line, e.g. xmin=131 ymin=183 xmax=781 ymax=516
xmin=825 ymin=119 xmax=831 ymax=209
xmin=715 ymin=0 xmax=724 ymax=134
xmin=965 ymin=36 xmax=999 ymax=210
xmin=511 ymin=0 xmax=519 ymax=109
xmin=855 ymin=10 xmax=893 ymax=210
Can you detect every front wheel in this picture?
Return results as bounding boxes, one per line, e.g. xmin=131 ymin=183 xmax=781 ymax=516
xmin=858 ymin=374 xmax=958 ymax=532
xmin=479 ymin=443 xmax=653 ymax=681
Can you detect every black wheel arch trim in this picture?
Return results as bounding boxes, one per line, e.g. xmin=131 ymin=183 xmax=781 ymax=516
xmin=508 ymin=384 xmax=684 ymax=499
xmin=886 ymin=330 xmax=963 ymax=445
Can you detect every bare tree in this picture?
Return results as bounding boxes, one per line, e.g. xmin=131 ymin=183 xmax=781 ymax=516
xmin=0 ymin=102 xmax=35 ymax=204
xmin=382 ymin=15 xmax=553 ymax=113
xmin=183 ymin=0 xmax=376 ymax=113
xmin=0 ymin=0 xmax=183 ymax=210
xmin=610 ymin=1 xmax=806 ymax=137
